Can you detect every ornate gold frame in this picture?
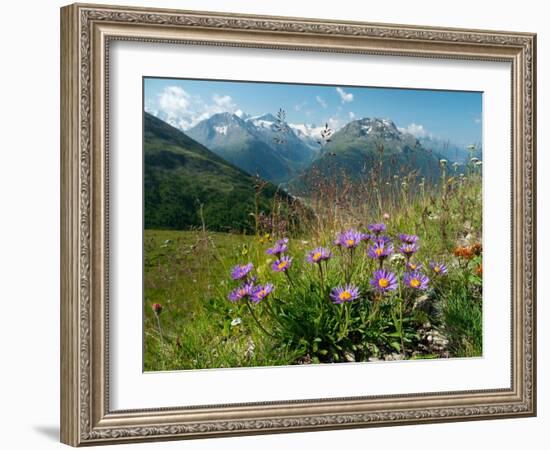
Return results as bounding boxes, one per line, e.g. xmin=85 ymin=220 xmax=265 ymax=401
xmin=60 ymin=3 xmax=537 ymax=446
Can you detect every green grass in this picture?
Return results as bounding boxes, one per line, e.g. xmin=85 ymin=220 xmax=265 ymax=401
xmin=144 ymin=230 xmax=307 ymax=370
xmin=144 ymin=168 xmax=483 ymax=371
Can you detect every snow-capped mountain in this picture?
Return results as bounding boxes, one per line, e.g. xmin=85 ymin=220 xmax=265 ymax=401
xmin=187 ymin=112 xmax=318 ymax=183
xmin=288 ymin=123 xmax=326 ymax=150
xmin=289 ymin=117 xmax=442 ymax=193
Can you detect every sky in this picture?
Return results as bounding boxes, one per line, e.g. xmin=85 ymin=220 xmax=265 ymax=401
xmin=144 ymin=77 xmax=482 ymax=146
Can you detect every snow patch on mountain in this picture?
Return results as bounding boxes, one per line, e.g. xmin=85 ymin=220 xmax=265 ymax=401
xmin=214 ymin=125 xmax=228 ymax=135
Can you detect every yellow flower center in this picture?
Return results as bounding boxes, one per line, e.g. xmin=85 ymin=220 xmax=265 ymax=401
xmin=238 ymin=289 xmax=246 ymax=296
xmin=346 ymin=239 xmax=355 ymax=246
xmin=410 ymin=278 xmax=421 ymax=288
xmin=277 ymin=261 xmax=288 ymax=270
xmin=375 ymin=248 xmax=383 ymax=256
xmin=313 ymin=252 xmax=322 ymax=261
xmin=257 ymin=289 xmax=267 ymax=298
xmin=409 ymin=264 xmax=417 ymax=270
xmin=434 ymin=266 xmax=440 ymax=273
xmin=339 ymin=290 xmax=352 ymax=301
xmin=378 ymin=278 xmax=389 ymax=288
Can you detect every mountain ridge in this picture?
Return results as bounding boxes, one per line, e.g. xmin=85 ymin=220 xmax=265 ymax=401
xmin=144 ymin=112 xmax=290 ymax=232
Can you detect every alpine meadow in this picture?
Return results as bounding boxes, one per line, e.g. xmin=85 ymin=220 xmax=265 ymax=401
xmin=143 ymin=78 xmax=483 ymax=371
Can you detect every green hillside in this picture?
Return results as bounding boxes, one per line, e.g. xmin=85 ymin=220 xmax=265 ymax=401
xmin=144 ymin=112 xmax=288 ymax=232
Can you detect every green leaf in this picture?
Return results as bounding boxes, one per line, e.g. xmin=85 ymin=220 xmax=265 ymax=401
xmin=390 ymin=341 xmax=402 ymax=352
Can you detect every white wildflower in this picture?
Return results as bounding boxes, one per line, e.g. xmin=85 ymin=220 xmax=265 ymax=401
xmin=390 ymin=253 xmax=406 ymax=263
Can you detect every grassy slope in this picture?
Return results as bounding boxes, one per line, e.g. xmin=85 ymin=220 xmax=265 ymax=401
xmin=144 ymin=112 xmax=288 ymax=232
xmin=144 ymin=171 xmax=482 ymax=371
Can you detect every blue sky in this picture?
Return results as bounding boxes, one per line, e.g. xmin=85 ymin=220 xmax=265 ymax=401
xmin=144 ymin=77 xmax=482 ymax=146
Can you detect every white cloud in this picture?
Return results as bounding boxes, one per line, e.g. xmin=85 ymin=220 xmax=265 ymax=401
xmin=294 ymin=101 xmax=308 ymax=111
xmin=327 ymin=116 xmax=344 ymax=131
xmin=149 ymin=86 xmax=239 ymax=130
xmin=158 ymin=86 xmax=191 ymax=115
xmin=348 ymin=111 xmax=356 ymax=120
xmin=398 ymin=123 xmax=430 ymax=138
xmin=474 ymin=116 xmax=482 ymax=124
xmin=316 ymin=95 xmax=327 ymax=109
xmin=212 ymin=94 xmax=235 ymax=109
xmin=336 ymin=87 xmax=354 ymax=103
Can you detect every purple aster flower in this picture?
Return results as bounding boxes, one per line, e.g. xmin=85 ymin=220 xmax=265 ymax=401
xmin=367 ymin=223 xmax=386 ymax=235
xmin=403 ymin=271 xmax=430 ymax=290
xmin=228 ymin=281 xmax=255 ymax=302
xmin=429 ymin=261 xmax=448 ymax=276
xmin=266 ymin=238 xmax=289 ymax=256
xmin=360 ymin=233 xmax=373 ymax=242
xmin=333 ymin=229 xmax=364 ymax=249
xmin=330 ymin=284 xmax=360 ymax=304
xmin=370 ymin=269 xmax=398 ymax=293
xmin=230 ymin=262 xmax=253 ymax=280
xmin=406 ymin=261 xmax=422 ymax=272
xmin=399 ymin=243 xmax=419 ymax=258
xmin=372 ymin=235 xmax=392 ymax=245
xmin=251 ymin=283 xmax=275 ymax=304
xmin=398 ymin=233 xmax=419 ymax=244
xmin=306 ymin=247 xmax=332 ymax=264
xmin=272 ymin=255 xmax=293 ymax=272
xmin=367 ymin=240 xmax=394 ymax=260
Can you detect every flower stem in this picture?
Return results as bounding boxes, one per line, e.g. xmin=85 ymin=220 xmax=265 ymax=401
xmin=399 ymin=297 xmax=405 ymax=355
xmin=318 ymin=263 xmax=325 ymax=294
xmin=284 ymin=270 xmax=295 ymax=289
xmin=155 ymin=314 xmax=164 ymax=345
xmin=347 ymin=248 xmax=355 ymax=284
xmin=245 ymin=301 xmax=275 ymax=338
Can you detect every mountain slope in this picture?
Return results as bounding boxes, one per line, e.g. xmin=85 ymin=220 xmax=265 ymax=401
xmin=144 ymin=112 xmax=287 ymax=232
xmin=186 ymin=112 xmax=293 ymax=183
xmin=289 ymin=117 xmax=441 ymax=193
xmin=187 ymin=112 xmax=316 ymax=183
xmin=246 ymin=113 xmax=317 ymax=167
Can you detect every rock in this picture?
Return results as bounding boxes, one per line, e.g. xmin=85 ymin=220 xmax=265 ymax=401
xmin=384 ymin=353 xmax=405 ymax=361
xmin=344 ymin=352 xmax=356 ymax=362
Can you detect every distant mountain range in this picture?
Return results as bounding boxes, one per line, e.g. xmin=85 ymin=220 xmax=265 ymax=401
xmin=144 ymin=110 xmax=484 ymax=231
xmin=182 ymin=111 xmax=480 ymax=184
xmin=144 ymin=112 xmax=292 ymax=232
xmin=186 ymin=112 xmax=317 ymax=183
xmin=147 ymin=107 xmax=480 ymax=189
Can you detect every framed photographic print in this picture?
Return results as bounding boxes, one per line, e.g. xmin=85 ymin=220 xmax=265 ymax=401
xmin=60 ymin=3 xmax=537 ymax=446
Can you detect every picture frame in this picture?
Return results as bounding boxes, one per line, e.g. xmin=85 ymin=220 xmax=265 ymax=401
xmin=60 ymin=2 xmax=536 ymax=446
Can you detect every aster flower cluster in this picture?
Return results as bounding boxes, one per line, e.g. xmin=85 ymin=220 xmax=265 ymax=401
xmin=228 ymin=262 xmax=275 ymax=304
xmin=222 ymin=222 xmax=461 ymax=367
xmin=227 ymin=223 xmax=452 ymax=347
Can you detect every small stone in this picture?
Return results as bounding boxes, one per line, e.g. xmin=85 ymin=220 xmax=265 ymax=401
xmin=344 ymin=351 xmax=356 ymax=362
